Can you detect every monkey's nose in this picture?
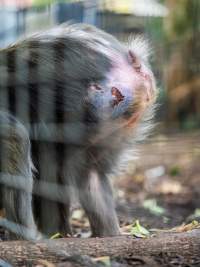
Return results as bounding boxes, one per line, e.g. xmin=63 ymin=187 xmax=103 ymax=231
xmin=111 ymin=87 xmax=125 ymax=107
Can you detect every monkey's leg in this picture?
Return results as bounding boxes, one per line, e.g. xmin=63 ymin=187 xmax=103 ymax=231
xmin=78 ymin=170 xmax=120 ymax=237
xmin=36 ymin=142 xmax=71 ymax=237
xmin=0 ymin=116 xmax=38 ymax=239
xmin=56 ymin=144 xmax=72 ymax=236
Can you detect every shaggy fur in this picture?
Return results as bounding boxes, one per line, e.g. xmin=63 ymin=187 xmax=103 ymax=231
xmin=0 ymin=23 xmax=157 ymax=239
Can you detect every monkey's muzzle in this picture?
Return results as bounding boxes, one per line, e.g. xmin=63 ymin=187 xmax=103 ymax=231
xmin=88 ymin=82 xmax=136 ymax=120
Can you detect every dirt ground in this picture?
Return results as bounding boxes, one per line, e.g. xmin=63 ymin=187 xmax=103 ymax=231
xmin=0 ymin=132 xmax=200 ymax=266
xmin=116 ymin=132 xmax=200 ymax=229
xmin=114 ymin=132 xmax=200 ymax=267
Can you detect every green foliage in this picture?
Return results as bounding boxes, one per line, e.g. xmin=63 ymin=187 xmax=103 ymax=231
xmin=33 ymin=0 xmax=70 ymax=7
xmin=33 ymin=0 xmax=53 ymax=6
xmin=169 ymin=166 xmax=181 ymax=176
xmin=181 ymin=115 xmax=200 ymax=130
xmin=143 ymin=199 xmax=165 ymax=216
xmin=50 ymin=232 xmax=63 ymax=239
xmin=165 ymin=0 xmax=200 ymax=39
xmin=131 ymin=220 xmax=150 ymax=238
xmin=93 ymin=256 xmax=111 ymax=267
xmin=146 ymin=17 xmax=164 ymax=41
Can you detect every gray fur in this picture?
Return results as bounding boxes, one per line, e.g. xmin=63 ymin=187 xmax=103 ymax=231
xmin=0 ymin=23 xmax=157 ymax=239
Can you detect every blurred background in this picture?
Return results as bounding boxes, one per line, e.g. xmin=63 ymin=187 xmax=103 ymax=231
xmin=0 ymin=0 xmax=200 ymax=239
xmin=0 ymin=0 xmax=199 ymax=131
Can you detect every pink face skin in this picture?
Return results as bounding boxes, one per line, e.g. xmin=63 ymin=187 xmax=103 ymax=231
xmin=88 ymin=49 xmax=156 ymax=125
xmin=88 ymin=49 xmax=157 ymax=145
xmin=107 ymin=50 xmax=156 ymax=107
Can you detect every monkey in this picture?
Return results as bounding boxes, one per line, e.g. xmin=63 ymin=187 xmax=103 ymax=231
xmin=0 ymin=23 xmax=157 ymax=239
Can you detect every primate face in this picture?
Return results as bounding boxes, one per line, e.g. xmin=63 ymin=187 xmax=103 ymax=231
xmin=88 ymin=39 xmax=156 ymax=123
xmin=56 ymin=24 xmax=157 ymax=125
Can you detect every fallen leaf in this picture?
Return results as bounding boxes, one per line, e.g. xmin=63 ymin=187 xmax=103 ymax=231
xmin=36 ymin=260 xmax=56 ymax=267
xmin=50 ymin=232 xmax=63 ymax=239
xmin=93 ymin=256 xmax=111 ymax=266
xmin=131 ymin=220 xmax=150 ymax=238
xmin=143 ymin=199 xmax=165 ymax=216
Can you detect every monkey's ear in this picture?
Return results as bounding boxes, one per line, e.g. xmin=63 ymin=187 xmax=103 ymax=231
xmin=128 ymin=50 xmax=142 ymax=72
xmin=126 ymin=35 xmax=152 ymax=62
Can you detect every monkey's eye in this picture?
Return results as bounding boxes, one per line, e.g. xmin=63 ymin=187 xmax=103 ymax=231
xmin=128 ymin=50 xmax=141 ymax=72
xmin=89 ymin=83 xmax=103 ymax=91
